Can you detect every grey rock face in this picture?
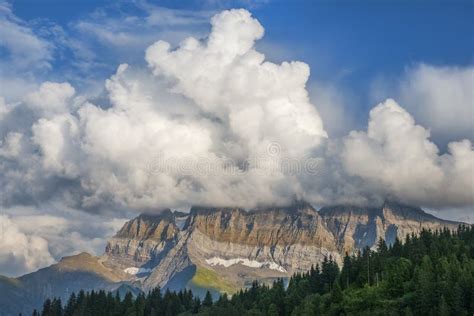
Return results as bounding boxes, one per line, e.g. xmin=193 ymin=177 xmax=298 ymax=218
xmin=185 ymin=204 xmax=342 ymax=274
xmin=105 ymin=202 xmax=344 ymax=290
xmin=104 ymin=200 xmax=462 ymax=293
xmin=319 ymin=201 xmax=460 ymax=254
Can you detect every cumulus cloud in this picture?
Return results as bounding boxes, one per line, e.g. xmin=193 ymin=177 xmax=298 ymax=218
xmin=0 ymin=7 xmax=473 ymax=276
xmin=145 ymin=9 xmax=326 ymax=154
xmin=25 ymin=82 xmax=76 ymax=116
xmin=1 ymin=8 xmax=472 ymax=213
xmin=342 ymin=99 xmax=474 ymax=207
xmin=77 ymin=9 xmax=326 ymax=208
xmin=0 ymin=214 xmax=54 ymax=277
xmin=0 ymin=9 xmax=328 ymax=213
xmin=0 ymin=206 xmax=127 ymax=276
xmin=372 ymin=64 xmax=474 ymax=147
xmin=0 ymin=97 xmax=9 ymax=120
xmin=399 ymin=64 xmax=474 ymax=145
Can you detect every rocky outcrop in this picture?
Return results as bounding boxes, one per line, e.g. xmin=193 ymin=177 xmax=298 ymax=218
xmin=186 ymin=203 xmax=340 ymax=270
xmin=319 ymin=201 xmax=460 ymax=254
xmin=179 ymin=203 xmax=341 ymax=290
xmin=104 ymin=200 xmax=462 ymax=293
xmin=104 ymin=210 xmax=180 ymax=275
xmin=187 ymin=202 xmax=338 ymax=248
xmin=106 ymin=202 xmax=342 ymax=291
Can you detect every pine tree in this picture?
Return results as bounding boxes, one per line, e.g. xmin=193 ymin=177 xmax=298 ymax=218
xmin=191 ymin=297 xmax=201 ymax=314
xmin=438 ymin=295 xmax=450 ymax=316
xmin=64 ymin=292 xmax=76 ymax=316
xmin=41 ymin=299 xmax=52 ymax=316
xmin=330 ymin=282 xmax=343 ymax=304
xmin=203 ymin=291 xmax=213 ymax=308
xmin=135 ymin=292 xmax=146 ymax=316
xmin=340 ymin=254 xmax=352 ymax=289
xmin=121 ymin=292 xmax=134 ymax=315
xmin=266 ymin=303 xmax=278 ymax=316
xmin=51 ymin=298 xmax=62 ymax=316
xmin=414 ymin=256 xmax=436 ymax=315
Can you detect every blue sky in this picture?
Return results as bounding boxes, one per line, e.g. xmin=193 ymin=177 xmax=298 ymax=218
xmin=10 ymin=0 xmax=474 ymax=76
xmin=4 ymin=0 xmax=473 ymax=139
xmin=10 ymin=0 xmax=474 ymax=82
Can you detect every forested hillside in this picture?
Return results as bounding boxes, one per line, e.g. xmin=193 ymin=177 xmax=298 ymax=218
xmin=35 ymin=226 xmax=474 ymax=316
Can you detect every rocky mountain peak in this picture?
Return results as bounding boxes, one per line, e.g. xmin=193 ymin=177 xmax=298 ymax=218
xmin=104 ymin=209 xmax=180 ymax=268
xmin=186 ymin=201 xmax=334 ymax=247
xmin=381 ymin=200 xmax=441 ymax=222
xmin=113 ymin=209 xmax=178 ymax=241
xmin=319 ymin=201 xmax=461 ymax=254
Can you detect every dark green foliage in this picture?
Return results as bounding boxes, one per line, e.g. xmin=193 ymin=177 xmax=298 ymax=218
xmin=35 ymin=225 xmax=474 ymax=315
xmin=202 ymin=291 xmax=213 ymax=308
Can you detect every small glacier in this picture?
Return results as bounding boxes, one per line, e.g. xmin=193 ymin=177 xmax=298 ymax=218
xmin=124 ymin=267 xmax=152 ymax=275
xmin=205 ymin=257 xmax=287 ymax=273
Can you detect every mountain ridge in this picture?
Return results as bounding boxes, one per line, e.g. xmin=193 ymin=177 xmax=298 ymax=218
xmin=0 ymin=201 xmax=465 ymax=315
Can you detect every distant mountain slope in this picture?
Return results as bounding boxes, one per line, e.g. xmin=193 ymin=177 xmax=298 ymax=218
xmin=0 ymin=252 xmax=129 ymax=315
xmin=0 ymin=201 xmax=464 ymax=315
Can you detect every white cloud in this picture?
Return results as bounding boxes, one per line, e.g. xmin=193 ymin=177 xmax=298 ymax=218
xmin=145 ymin=9 xmax=326 ymax=156
xmin=342 ymin=99 xmax=474 ymax=207
xmin=71 ymin=3 xmax=211 ymax=61
xmin=0 ymin=9 xmax=327 ymax=214
xmin=0 ymin=132 xmax=22 ymax=159
xmin=1 ymin=8 xmax=472 ymax=215
xmin=7 ymin=209 xmax=127 ymax=260
xmin=67 ymin=9 xmax=324 ymax=209
xmin=373 ymin=64 xmax=474 ymax=146
xmin=0 ymin=214 xmax=55 ymax=277
xmin=25 ymin=82 xmax=76 ymax=116
xmin=0 ymin=7 xmax=473 ymax=276
xmin=0 ymin=3 xmax=58 ymax=104
xmin=32 ymin=114 xmax=81 ymax=177
xmin=0 ymin=97 xmax=9 ymax=121
xmin=0 ymin=2 xmax=52 ymax=70
xmin=0 ymin=204 xmax=128 ymax=276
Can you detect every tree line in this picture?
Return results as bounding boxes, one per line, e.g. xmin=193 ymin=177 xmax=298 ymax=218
xmin=34 ymin=225 xmax=474 ymax=315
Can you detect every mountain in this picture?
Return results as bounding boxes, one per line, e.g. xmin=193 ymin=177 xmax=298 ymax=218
xmin=319 ymin=201 xmax=461 ymax=254
xmin=0 ymin=201 xmax=463 ymax=315
xmin=101 ymin=202 xmax=341 ymax=297
xmin=0 ymin=252 xmax=131 ymax=315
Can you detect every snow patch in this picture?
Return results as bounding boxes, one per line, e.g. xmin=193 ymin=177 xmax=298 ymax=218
xmin=124 ymin=267 xmax=152 ymax=275
xmin=205 ymin=257 xmax=286 ymax=273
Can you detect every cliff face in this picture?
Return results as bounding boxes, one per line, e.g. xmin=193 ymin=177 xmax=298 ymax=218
xmin=104 ymin=210 xmax=180 ymax=271
xmin=180 ymin=203 xmax=341 ymax=291
xmin=319 ymin=201 xmax=460 ymax=254
xmin=103 ymin=202 xmax=342 ymax=292
xmin=103 ymin=200 xmax=461 ymax=294
xmin=187 ymin=203 xmax=337 ymax=248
